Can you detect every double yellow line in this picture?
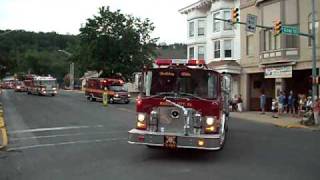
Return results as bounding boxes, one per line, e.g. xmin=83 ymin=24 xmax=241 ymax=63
xmin=0 ymin=104 xmax=8 ymax=150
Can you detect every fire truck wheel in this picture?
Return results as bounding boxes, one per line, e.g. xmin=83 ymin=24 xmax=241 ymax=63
xmin=125 ymin=100 xmax=130 ymax=104
xmin=27 ymin=91 xmax=31 ymax=95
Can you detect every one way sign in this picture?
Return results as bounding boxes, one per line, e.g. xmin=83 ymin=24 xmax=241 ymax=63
xmin=246 ymin=14 xmax=257 ymax=33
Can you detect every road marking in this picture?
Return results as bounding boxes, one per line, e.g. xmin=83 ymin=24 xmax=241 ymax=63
xmin=116 ymin=107 xmax=135 ymax=114
xmin=7 ymin=137 xmax=127 ymax=151
xmin=10 ymin=131 xmax=126 ymax=141
xmin=10 ymin=125 xmax=104 ymax=134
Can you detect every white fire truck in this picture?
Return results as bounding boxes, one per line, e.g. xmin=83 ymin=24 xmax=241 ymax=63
xmin=128 ymin=59 xmax=231 ymax=150
xmin=25 ymin=75 xmax=58 ymax=96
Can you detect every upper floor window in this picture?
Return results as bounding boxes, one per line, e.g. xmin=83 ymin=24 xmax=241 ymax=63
xmin=189 ymin=21 xmax=194 ymax=37
xmin=198 ymin=46 xmax=205 ymax=59
xmin=213 ymin=12 xmax=220 ymax=32
xmin=189 ymin=47 xmax=194 ymax=59
xmin=308 ymin=13 xmax=319 ymax=47
xmin=223 ymin=11 xmax=232 ymax=30
xmin=261 ymin=30 xmax=281 ymax=51
xmin=198 ymin=20 xmax=205 ymax=36
xmin=246 ymin=35 xmax=254 ymax=56
xmin=224 ymin=40 xmax=232 ymax=58
xmin=214 ymin=41 xmax=220 ymax=58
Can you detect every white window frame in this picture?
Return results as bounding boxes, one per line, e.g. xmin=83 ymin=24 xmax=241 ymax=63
xmin=223 ymin=39 xmax=232 ymax=59
xmin=198 ymin=46 xmax=205 ymax=60
xmin=213 ymin=12 xmax=221 ymax=32
xmin=189 ymin=47 xmax=195 ymax=59
xmin=214 ymin=40 xmax=221 ymax=59
xmin=223 ymin=10 xmax=232 ymax=30
xmin=198 ymin=19 xmax=205 ymax=36
xmin=189 ymin=21 xmax=195 ymax=37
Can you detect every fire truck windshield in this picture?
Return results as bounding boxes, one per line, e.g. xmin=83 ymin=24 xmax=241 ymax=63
xmin=109 ymin=85 xmax=126 ymax=92
xmin=145 ymin=68 xmax=218 ymax=99
xmin=38 ymin=80 xmax=56 ymax=86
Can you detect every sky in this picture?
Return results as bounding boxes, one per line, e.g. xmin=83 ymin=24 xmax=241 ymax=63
xmin=0 ymin=0 xmax=196 ymax=44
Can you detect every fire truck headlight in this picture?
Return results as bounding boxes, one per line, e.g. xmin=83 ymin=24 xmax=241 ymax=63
xmin=41 ymin=88 xmax=45 ymax=91
xmin=137 ymin=113 xmax=146 ymax=122
xmin=206 ymin=117 xmax=215 ymax=126
xmin=52 ymin=87 xmax=56 ymax=90
xmin=115 ymin=94 xmax=119 ymax=97
xmin=128 ymin=94 xmax=131 ymax=98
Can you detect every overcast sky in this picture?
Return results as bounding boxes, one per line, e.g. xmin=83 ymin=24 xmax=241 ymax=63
xmin=0 ymin=0 xmax=196 ymax=44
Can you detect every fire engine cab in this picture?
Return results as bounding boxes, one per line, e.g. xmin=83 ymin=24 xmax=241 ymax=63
xmin=85 ymin=78 xmax=130 ymax=104
xmin=25 ymin=75 xmax=58 ymax=96
xmin=128 ymin=59 xmax=231 ymax=150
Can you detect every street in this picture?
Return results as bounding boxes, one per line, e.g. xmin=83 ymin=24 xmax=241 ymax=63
xmin=0 ymin=90 xmax=319 ymax=180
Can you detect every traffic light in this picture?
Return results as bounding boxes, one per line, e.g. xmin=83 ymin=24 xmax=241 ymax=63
xmin=274 ymin=19 xmax=282 ymax=35
xmin=232 ymin=8 xmax=239 ymax=23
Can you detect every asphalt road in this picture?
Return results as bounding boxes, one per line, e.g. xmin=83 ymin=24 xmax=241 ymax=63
xmin=0 ymin=90 xmax=319 ymax=180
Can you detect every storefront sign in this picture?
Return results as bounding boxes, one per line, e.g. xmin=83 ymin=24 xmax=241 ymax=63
xmin=265 ymin=66 xmax=292 ymax=78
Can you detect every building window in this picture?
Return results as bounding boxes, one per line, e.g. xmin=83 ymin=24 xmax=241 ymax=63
xmin=308 ymin=13 xmax=319 ymax=47
xmin=214 ymin=41 xmax=220 ymax=58
xmin=189 ymin=21 xmax=194 ymax=37
xmin=264 ymin=30 xmax=270 ymax=51
xmin=223 ymin=10 xmax=232 ymax=30
xmin=285 ymin=35 xmax=298 ymax=48
xmin=224 ymin=40 xmax=232 ymax=58
xmin=198 ymin=46 xmax=205 ymax=59
xmin=198 ymin=20 xmax=205 ymax=36
xmin=246 ymin=35 xmax=254 ymax=56
xmin=189 ymin=47 xmax=194 ymax=59
xmin=213 ymin=12 xmax=220 ymax=32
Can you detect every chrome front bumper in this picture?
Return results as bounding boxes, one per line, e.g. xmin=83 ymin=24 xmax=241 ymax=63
xmin=128 ymin=129 xmax=222 ymax=150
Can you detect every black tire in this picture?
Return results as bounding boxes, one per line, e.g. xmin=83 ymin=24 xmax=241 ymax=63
xmin=27 ymin=91 xmax=31 ymax=95
xmin=146 ymin=145 xmax=161 ymax=149
xmin=51 ymin=94 xmax=55 ymax=96
xmin=125 ymin=100 xmax=130 ymax=104
xmin=218 ymin=123 xmax=228 ymax=151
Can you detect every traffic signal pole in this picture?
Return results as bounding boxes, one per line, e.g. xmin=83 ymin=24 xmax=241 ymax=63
xmin=311 ymin=0 xmax=317 ymax=102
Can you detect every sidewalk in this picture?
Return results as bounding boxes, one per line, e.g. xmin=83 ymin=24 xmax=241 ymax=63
xmin=0 ymin=103 xmax=8 ymax=150
xmin=230 ymin=111 xmax=320 ymax=131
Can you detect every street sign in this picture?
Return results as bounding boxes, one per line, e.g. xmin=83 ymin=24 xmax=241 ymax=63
xmin=281 ymin=25 xmax=300 ymax=36
xmin=246 ymin=14 xmax=257 ymax=33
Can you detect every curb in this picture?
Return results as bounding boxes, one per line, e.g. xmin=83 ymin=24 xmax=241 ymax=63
xmin=0 ymin=104 xmax=8 ymax=150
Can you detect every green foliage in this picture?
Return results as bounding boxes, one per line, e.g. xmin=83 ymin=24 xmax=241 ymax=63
xmin=0 ymin=30 xmax=78 ymax=81
xmin=77 ymin=6 xmax=158 ymax=79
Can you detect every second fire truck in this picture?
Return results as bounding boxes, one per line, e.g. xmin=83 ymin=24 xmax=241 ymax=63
xmin=24 ymin=75 xmax=58 ymax=96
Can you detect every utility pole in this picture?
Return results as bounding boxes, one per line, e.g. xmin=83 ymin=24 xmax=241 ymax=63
xmin=58 ymin=50 xmax=74 ymax=90
xmin=311 ymin=0 xmax=317 ymax=102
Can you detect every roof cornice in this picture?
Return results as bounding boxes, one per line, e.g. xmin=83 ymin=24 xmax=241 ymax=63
xmin=179 ymin=0 xmax=213 ymax=14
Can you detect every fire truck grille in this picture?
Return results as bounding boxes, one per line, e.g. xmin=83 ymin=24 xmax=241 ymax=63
xmin=157 ymin=107 xmax=185 ymax=133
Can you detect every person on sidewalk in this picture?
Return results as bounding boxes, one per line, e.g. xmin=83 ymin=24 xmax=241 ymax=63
xmin=237 ymin=94 xmax=243 ymax=112
xmin=260 ymin=91 xmax=266 ymax=114
xmin=313 ymin=97 xmax=320 ymax=125
xmin=278 ymin=91 xmax=285 ymax=116
xmin=288 ymin=90 xmax=296 ymax=116
xmin=272 ymin=98 xmax=278 ymax=118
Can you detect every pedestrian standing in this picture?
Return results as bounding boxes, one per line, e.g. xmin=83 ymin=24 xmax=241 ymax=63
xmin=260 ymin=91 xmax=266 ymax=114
xmin=272 ymin=98 xmax=278 ymax=118
xmin=287 ymin=90 xmax=296 ymax=115
xmin=237 ymin=94 xmax=243 ymax=112
xmin=278 ymin=91 xmax=285 ymax=115
xmin=313 ymin=97 xmax=320 ymax=125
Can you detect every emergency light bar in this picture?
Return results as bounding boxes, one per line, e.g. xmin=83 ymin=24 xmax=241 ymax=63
xmin=155 ymin=59 xmax=206 ymax=66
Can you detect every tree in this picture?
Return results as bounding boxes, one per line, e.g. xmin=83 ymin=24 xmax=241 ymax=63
xmin=77 ymin=6 xmax=158 ymax=79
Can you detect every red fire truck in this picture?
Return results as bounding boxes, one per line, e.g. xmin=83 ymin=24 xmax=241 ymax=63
xmin=85 ymin=78 xmax=130 ymax=104
xmin=24 ymin=75 xmax=58 ymax=96
xmin=128 ymin=59 xmax=231 ymax=150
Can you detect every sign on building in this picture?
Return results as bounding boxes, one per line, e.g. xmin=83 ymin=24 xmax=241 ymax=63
xmin=265 ymin=66 xmax=292 ymax=78
xmin=246 ymin=14 xmax=257 ymax=33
